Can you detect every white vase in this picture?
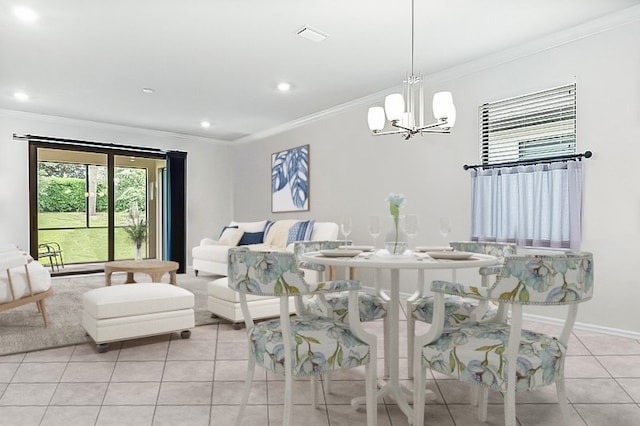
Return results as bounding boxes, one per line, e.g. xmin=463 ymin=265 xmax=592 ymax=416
xmin=134 ymin=243 xmax=143 ymax=261
xmin=384 ymin=215 xmax=407 ymax=255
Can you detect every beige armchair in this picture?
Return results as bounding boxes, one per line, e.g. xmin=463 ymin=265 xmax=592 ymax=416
xmin=0 ymin=246 xmax=53 ymax=327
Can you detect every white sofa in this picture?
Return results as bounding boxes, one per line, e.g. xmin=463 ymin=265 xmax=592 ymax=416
xmin=192 ymin=219 xmax=338 ymax=328
xmin=192 ymin=219 xmax=338 ymax=277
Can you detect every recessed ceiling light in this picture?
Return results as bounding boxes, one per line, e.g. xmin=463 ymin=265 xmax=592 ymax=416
xmin=13 ymin=6 xmax=39 ymax=23
xmin=200 ymin=121 xmax=211 ymax=128
xmin=14 ymin=91 xmax=29 ymax=101
xmin=141 ymin=88 xmax=155 ymax=94
xmin=296 ymin=26 xmax=327 ymax=42
xmin=277 ymin=82 xmax=291 ymax=92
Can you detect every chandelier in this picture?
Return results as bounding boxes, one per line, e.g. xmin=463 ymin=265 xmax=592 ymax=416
xmin=367 ymin=0 xmax=456 ymax=140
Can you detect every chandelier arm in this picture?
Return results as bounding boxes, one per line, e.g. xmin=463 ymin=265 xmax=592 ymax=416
xmin=415 ymin=118 xmax=449 ymax=131
xmin=372 ymin=129 xmax=410 ymax=136
xmin=390 ymin=120 xmax=416 ymax=133
xmin=419 ymin=128 xmax=452 ymax=135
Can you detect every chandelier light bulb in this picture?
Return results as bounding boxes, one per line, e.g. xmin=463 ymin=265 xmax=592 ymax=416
xmin=432 ymin=91 xmax=454 ymax=120
xmin=368 ymin=107 xmax=386 ymax=131
xmin=446 ymin=104 xmax=457 ymax=127
xmin=384 ymin=94 xmax=405 ymax=122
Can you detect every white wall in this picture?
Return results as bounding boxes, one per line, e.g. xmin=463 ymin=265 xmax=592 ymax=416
xmin=233 ymin=20 xmax=640 ymax=335
xmin=0 ymin=110 xmax=234 ymax=265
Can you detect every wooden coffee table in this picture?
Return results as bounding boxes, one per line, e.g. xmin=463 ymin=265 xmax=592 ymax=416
xmin=104 ymin=259 xmax=179 ymax=286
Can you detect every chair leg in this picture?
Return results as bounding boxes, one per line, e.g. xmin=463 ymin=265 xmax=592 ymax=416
xmin=412 ymin=357 xmax=426 ymax=426
xmin=324 ymin=373 xmax=332 ymax=394
xmin=470 ymin=385 xmax=478 ymax=406
xmin=504 ymin=384 xmax=516 ymax=426
xmin=477 ymin=386 xmax=488 ymax=422
xmin=365 ymin=359 xmax=378 ymax=426
xmin=556 ymin=378 xmax=570 ymax=425
xmin=383 ymin=315 xmax=390 ymax=378
xmin=310 ymin=375 xmax=318 ymax=409
xmin=406 ymin=301 xmax=415 ymax=379
xmin=235 ymin=357 xmax=255 ymax=426
xmin=38 ymin=300 xmax=49 ymax=327
xmin=284 ymin=369 xmax=293 ymax=426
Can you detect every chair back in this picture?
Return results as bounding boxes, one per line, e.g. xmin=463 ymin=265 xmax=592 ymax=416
xmin=450 ymin=241 xmax=517 ymax=257
xmin=489 ymin=252 xmax=593 ymax=305
xmin=228 ymin=247 xmax=314 ymax=296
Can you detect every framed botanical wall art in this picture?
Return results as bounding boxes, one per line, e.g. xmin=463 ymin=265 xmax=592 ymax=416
xmin=271 ymin=144 xmax=309 ymax=212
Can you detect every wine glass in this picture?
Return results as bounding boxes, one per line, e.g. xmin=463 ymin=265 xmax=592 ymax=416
xmin=439 ymin=217 xmax=452 ymax=244
xmin=368 ymin=215 xmax=381 ymax=248
xmin=340 ymin=216 xmax=352 ymax=247
xmin=404 ymin=214 xmax=419 ymax=251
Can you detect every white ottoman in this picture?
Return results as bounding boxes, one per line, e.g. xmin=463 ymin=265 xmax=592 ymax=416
xmin=82 ymin=283 xmax=195 ymax=352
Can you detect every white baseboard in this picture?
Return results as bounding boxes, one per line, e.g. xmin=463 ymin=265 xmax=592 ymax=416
xmin=522 ymin=312 xmax=640 ymax=340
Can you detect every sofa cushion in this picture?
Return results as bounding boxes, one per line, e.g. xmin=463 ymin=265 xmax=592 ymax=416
xmin=0 ymin=255 xmax=51 ymax=304
xmin=239 ymin=231 xmax=265 ymax=246
xmin=310 ymin=222 xmax=339 ymax=241
xmin=218 ymin=227 xmax=244 ymax=246
xmin=264 ymin=220 xmax=298 ymax=248
xmin=230 ymin=220 xmax=268 ymax=233
xmin=287 ymin=219 xmax=315 ymax=245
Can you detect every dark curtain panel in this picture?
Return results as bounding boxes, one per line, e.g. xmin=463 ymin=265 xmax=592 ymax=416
xmin=166 ymin=151 xmax=187 ymax=273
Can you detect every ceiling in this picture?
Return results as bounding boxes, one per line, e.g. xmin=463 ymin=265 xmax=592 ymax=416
xmin=1 ymin=0 xmax=639 ymax=142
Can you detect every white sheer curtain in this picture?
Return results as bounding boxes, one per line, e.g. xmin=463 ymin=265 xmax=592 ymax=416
xmin=471 ymin=161 xmax=583 ymax=248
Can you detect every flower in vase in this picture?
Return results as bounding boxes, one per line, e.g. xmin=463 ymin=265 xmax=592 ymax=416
xmin=385 ymin=193 xmax=406 ymax=253
xmin=123 ymin=203 xmax=147 ymax=250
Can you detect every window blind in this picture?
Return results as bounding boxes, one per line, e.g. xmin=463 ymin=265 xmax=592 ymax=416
xmin=479 ymin=84 xmax=576 ymax=165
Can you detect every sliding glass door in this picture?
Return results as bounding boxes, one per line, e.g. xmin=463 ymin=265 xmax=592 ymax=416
xmin=33 ymin=146 xmax=165 ymax=271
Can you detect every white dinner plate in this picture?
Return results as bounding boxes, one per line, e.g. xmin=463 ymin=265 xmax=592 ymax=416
xmin=339 ymin=245 xmax=375 ymax=251
xmin=415 ymin=246 xmax=453 ymax=252
xmin=320 ymin=249 xmax=363 ymax=257
xmin=427 ymin=251 xmax=474 ymax=260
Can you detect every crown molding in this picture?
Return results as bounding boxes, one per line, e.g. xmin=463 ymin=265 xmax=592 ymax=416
xmin=237 ymin=4 xmax=640 ymax=144
xmin=0 ymin=108 xmax=231 ymax=146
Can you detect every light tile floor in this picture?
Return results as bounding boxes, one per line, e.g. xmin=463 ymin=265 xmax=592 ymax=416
xmin=1 ymin=305 xmax=639 ymax=425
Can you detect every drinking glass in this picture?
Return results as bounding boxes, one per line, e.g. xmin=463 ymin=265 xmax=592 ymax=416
xmin=340 ymin=216 xmax=352 ymax=246
xmin=368 ymin=215 xmax=381 ymax=247
xmin=404 ymin=214 xmax=419 ymax=251
xmin=439 ymin=217 xmax=452 ymax=244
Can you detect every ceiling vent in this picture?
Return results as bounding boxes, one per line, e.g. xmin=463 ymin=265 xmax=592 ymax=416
xmin=296 ymin=26 xmax=327 ymax=42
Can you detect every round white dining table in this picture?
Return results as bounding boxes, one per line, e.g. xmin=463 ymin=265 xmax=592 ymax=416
xmin=300 ymin=249 xmax=499 ymax=423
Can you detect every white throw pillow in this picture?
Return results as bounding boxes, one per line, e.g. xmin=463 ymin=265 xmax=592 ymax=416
xmin=218 ymin=227 xmax=244 ymax=246
xmin=263 ymin=220 xmax=298 ymax=248
xmin=230 ymin=220 xmax=268 ymax=233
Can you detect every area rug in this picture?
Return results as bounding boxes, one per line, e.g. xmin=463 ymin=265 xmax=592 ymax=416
xmin=0 ymin=272 xmax=219 ymax=356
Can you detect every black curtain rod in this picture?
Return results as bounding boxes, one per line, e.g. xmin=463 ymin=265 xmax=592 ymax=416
xmin=13 ymin=133 xmax=168 ymax=155
xmin=463 ymin=150 xmax=592 ymax=171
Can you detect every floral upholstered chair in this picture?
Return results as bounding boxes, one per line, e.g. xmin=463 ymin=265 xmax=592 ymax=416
xmin=294 ymin=240 xmax=389 ymax=379
xmin=406 ymin=241 xmax=517 ymax=378
xmin=412 ymin=252 xmax=594 ymax=426
xmin=228 ymin=247 xmax=378 ymax=426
